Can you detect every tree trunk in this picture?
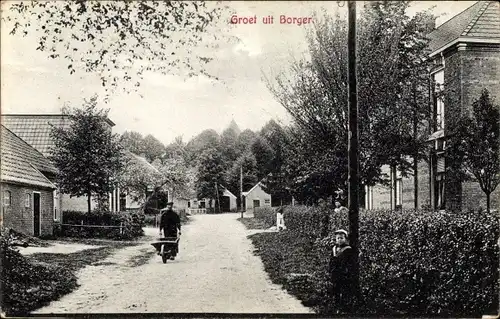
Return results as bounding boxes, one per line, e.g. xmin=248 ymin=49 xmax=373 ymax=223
xmin=87 ymin=192 xmax=92 ymax=214
xmin=413 ymin=84 xmax=419 ymax=210
xmin=486 ymin=192 xmax=491 ymax=213
xmin=414 ymin=156 xmax=419 ymax=210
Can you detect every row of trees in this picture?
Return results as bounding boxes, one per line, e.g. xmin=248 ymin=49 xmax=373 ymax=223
xmin=119 ymin=119 xmax=289 ymax=209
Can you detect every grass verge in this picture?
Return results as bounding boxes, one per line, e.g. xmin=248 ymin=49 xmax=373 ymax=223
xmin=238 ymin=217 xmax=269 ymax=230
xmin=248 ymin=231 xmax=322 ymax=309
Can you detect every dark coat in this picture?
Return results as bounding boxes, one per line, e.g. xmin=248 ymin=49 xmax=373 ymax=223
xmin=159 ymin=209 xmax=181 ymax=237
xmin=329 ymin=244 xmax=356 ymax=287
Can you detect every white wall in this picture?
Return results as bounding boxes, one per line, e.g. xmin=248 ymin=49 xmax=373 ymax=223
xmin=245 ymin=184 xmax=272 ymax=210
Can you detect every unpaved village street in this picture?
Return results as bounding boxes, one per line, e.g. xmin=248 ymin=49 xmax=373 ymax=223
xmin=33 ymin=214 xmax=312 ymax=314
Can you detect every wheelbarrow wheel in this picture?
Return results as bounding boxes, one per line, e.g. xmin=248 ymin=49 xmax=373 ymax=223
xmin=161 ymin=244 xmax=168 ymax=264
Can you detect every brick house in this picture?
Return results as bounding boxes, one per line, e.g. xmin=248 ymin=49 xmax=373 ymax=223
xmin=1 ymin=125 xmax=58 ymax=236
xmin=1 ymin=114 xmax=123 ymax=213
xmin=369 ymin=1 xmax=500 ymax=212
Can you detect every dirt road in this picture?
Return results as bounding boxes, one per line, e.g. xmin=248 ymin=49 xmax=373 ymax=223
xmin=34 ymin=214 xmax=312 ymax=314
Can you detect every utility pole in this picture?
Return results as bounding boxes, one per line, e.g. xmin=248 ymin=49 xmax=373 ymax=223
xmin=215 ymin=182 xmax=221 ymax=214
xmin=240 ymin=165 xmax=244 ymax=219
xmin=347 ymin=0 xmax=361 ymax=308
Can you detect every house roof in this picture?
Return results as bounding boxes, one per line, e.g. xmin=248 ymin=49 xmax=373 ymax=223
xmin=428 ymin=1 xmax=500 ymax=55
xmin=125 ymin=151 xmax=162 ymax=175
xmin=1 ymin=114 xmax=115 ymax=157
xmin=1 ymin=125 xmax=57 ymax=189
xmin=242 ymin=180 xmax=268 ymax=197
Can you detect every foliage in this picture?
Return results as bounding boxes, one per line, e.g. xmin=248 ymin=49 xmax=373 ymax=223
xmin=142 ymin=134 xmax=166 ymax=163
xmin=185 ymin=129 xmax=220 ymax=164
xmin=195 ymin=147 xmax=225 ymax=200
xmin=220 ymin=120 xmax=241 ymax=168
xmin=253 ymin=207 xmax=278 ymax=228
xmin=225 ymin=151 xmax=258 ymax=200
xmin=62 ymin=210 xmax=145 ymax=240
xmin=119 ymin=131 xmax=145 ymax=155
xmin=49 ymin=95 xmax=124 ymax=213
xmin=447 ymin=89 xmax=500 ymax=212
xmin=1 ymin=229 xmax=78 ymax=316
xmin=251 ymin=136 xmax=275 ymax=180
xmin=265 ymin=2 xmax=435 ymax=202
xmin=118 ymin=151 xmax=165 ymax=205
xmin=3 ymin=1 xmax=235 ymax=95
xmin=251 ymin=206 xmax=499 ymax=316
xmin=235 ymin=129 xmax=257 ymax=155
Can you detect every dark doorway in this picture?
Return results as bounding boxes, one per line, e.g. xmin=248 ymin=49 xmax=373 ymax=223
xmin=221 ymin=196 xmax=230 ymax=212
xmin=253 ymin=199 xmax=260 ymax=210
xmin=33 ymin=193 xmax=41 ymax=237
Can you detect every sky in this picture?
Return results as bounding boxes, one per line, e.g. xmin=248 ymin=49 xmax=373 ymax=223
xmin=1 ymin=1 xmax=476 ymax=146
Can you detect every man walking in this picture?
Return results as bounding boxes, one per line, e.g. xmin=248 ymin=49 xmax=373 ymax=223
xmin=159 ymin=201 xmax=181 ymax=260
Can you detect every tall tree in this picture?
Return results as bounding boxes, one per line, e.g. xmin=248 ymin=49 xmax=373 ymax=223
xmin=185 ymin=129 xmax=220 ymax=163
xmin=49 ymin=95 xmax=124 ymax=213
xmin=250 ymin=136 xmax=275 ymax=181
xmin=195 ymin=147 xmax=226 ymax=202
xmin=236 ymin=129 xmax=257 ymax=155
xmin=447 ymin=89 xmax=500 ymax=212
xmin=220 ymin=120 xmax=241 ymax=169
xmin=142 ymin=134 xmax=165 ymax=163
xmin=4 ymin=1 xmax=235 ymax=94
xmin=265 ymin=2 xmax=435 ymax=202
xmin=164 ymin=135 xmax=187 ymax=162
xmin=120 ymin=131 xmax=145 ymax=155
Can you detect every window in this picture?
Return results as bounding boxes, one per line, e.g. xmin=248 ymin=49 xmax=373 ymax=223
xmin=25 ymin=193 xmax=31 ymax=208
xmin=395 ymin=178 xmax=403 ymax=207
xmin=265 ymin=199 xmax=270 ymax=204
xmin=432 ymin=70 xmax=445 ymax=130
xmin=365 ymin=185 xmax=374 ymax=210
xmin=435 ymin=173 xmax=446 ymax=210
xmin=3 ymin=191 xmax=11 ymax=207
xmin=53 ymin=190 xmax=59 ymax=220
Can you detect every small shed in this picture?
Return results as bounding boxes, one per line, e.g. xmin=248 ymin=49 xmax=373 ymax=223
xmin=1 ymin=125 xmax=58 ymax=237
xmin=242 ymin=182 xmax=272 ymax=211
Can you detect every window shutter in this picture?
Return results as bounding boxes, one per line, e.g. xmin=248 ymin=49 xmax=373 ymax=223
xmin=437 ymin=156 xmax=445 ymax=173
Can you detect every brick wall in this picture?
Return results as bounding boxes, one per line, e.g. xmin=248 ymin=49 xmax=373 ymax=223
xmin=443 ymin=45 xmax=500 ymax=212
xmin=460 ymin=48 xmax=500 ymax=115
xmin=0 ymin=183 xmax=54 ymax=236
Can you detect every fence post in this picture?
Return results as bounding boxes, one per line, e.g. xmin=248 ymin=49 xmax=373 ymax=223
xmin=120 ymin=222 xmax=123 ymax=236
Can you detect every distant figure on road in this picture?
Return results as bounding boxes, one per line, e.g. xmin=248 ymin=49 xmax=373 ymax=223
xmin=159 ymin=201 xmax=181 ymax=260
xmin=329 ymin=229 xmax=356 ymax=313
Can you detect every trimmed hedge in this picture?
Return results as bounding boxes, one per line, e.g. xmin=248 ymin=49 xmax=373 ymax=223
xmin=253 ymin=205 xmax=499 ymax=316
xmin=1 ymin=229 xmax=78 ymax=316
xmin=253 ymin=207 xmax=277 ymax=228
xmin=62 ymin=210 xmax=145 ymax=240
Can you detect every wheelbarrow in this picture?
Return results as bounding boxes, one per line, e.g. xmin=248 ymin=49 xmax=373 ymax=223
xmin=151 ymin=237 xmax=180 ymax=264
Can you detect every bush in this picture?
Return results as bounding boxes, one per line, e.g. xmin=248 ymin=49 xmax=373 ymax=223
xmin=61 ymin=210 xmax=145 ymax=240
xmin=254 ymin=207 xmax=277 ymax=228
xmin=0 ymin=229 xmax=78 ymax=316
xmin=252 ymin=206 xmax=499 ymax=316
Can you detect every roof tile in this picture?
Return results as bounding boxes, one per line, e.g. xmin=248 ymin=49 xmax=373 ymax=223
xmin=428 ymin=1 xmax=499 ymax=54
xmin=1 ymin=125 xmax=56 ymax=189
